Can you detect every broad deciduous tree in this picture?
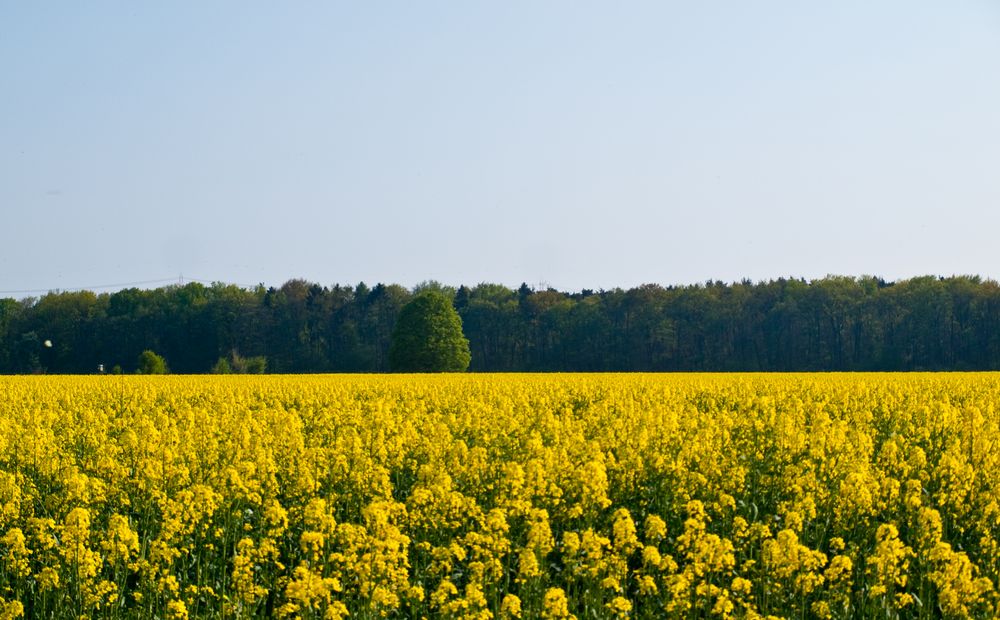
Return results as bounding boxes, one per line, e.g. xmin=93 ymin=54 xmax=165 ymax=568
xmin=389 ymin=292 xmax=471 ymax=372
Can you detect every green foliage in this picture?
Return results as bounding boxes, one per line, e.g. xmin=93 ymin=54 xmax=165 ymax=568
xmin=241 ymin=355 xmax=267 ymax=374
xmin=4 ymin=275 xmax=1000 ymax=373
xmin=213 ymin=351 xmax=266 ymax=374
xmin=137 ymin=350 xmax=168 ymax=375
xmin=412 ymin=279 xmax=456 ymax=299
xmin=230 ymin=351 xmax=266 ymax=374
xmin=389 ymin=292 xmax=471 ymax=372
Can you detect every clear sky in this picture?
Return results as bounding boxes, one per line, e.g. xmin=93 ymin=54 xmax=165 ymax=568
xmin=2 ymin=2 xmax=999 ymax=295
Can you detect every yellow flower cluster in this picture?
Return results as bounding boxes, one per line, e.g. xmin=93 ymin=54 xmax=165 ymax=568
xmin=0 ymin=373 xmax=999 ymax=618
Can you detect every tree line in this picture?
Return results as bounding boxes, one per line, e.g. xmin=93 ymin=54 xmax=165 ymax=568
xmin=2 ymin=275 xmax=1000 ymax=374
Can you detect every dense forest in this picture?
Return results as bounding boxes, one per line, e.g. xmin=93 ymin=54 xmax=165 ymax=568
xmin=2 ymin=275 xmax=1000 ymax=374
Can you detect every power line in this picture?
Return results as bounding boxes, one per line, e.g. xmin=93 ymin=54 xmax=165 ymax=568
xmin=0 ymin=276 xmax=262 ymax=296
xmin=184 ymin=276 xmax=263 ymax=289
xmin=0 ymin=278 xmax=179 ymax=295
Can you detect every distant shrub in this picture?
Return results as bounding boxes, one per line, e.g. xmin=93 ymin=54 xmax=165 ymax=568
xmin=137 ymin=350 xmax=168 ymax=375
xmin=214 ymin=351 xmax=266 ymax=374
xmin=211 ymin=357 xmax=232 ymax=374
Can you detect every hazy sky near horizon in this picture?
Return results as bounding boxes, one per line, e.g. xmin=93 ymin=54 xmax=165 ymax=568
xmin=2 ymin=2 xmax=999 ymax=295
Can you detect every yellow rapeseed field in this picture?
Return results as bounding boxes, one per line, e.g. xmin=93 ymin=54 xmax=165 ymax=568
xmin=0 ymin=374 xmax=998 ymax=619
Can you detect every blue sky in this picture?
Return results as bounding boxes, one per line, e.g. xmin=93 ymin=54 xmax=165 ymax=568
xmin=2 ymin=2 xmax=999 ymax=294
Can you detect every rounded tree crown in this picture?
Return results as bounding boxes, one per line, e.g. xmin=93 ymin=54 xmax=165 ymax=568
xmin=389 ymin=292 xmax=471 ymax=372
xmin=137 ymin=350 xmax=169 ymax=374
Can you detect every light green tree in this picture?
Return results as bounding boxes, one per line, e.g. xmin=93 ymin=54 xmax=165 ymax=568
xmin=137 ymin=350 xmax=168 ymax=374
xmin=389 ymin=292 xmax=471 ymax=372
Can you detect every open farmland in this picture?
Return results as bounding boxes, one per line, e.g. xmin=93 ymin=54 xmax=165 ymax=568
xmin=0 ymin=374 xmax=998 ymax=618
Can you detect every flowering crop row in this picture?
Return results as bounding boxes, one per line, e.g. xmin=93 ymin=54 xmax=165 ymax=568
xmin=0 ymin=374 xmax=998 ymax=618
